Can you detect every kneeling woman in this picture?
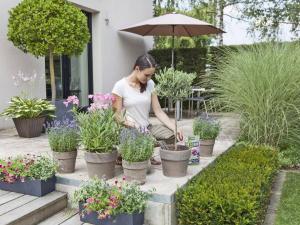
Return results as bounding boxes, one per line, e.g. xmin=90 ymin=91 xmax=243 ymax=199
xmin=112 ymin=54 xmax=183 ymax=164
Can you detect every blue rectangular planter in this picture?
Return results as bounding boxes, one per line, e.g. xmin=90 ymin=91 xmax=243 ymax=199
xmin=0 ymin=176 xmax=56 ymax=197
xmin=79 ymin=202 xmax=144 ymax=225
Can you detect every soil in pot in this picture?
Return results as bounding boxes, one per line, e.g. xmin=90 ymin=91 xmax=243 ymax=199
xmin=200 ymin=139 xmax=215 ymax=157
xmin=160 ymin=145 xmax=191 ymax=177
xmin=13 ymin=117 xmax=46 ymax=138
xmin=122 ymin=160 xmax=149 ymax=185
xmin=84 ymin=151 xmax=117 ymax=180
xmin=53 ymin=151 xmax=77 ymax=173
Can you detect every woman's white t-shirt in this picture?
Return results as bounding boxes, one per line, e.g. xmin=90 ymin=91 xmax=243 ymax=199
xmin=112 ymin=78 xmax=155 ymax=128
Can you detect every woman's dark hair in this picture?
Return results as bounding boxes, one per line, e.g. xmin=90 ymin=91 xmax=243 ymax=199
xmin=133 ymin=54 xmax=157 ymax=93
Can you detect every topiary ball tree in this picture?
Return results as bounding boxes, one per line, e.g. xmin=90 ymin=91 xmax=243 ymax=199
xmin=156 ymin=67 xmax=195 ymax=150
xmin=7 ymin=0 xmax=90 ymax=101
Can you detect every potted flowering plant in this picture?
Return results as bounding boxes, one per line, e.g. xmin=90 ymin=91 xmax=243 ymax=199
xmin=0 ymin=96 xmax=55 ymax=138
xmin=119 ymin=128 xmax=155 ymax=185
xmin=193 ymin=118 xmax=220 ymax=157
xmin=64 ymin=94 xmax=121 ymax=180
xmin=46 ymin=119 xmax=79 ymax=173
xmin=72 ymin=178 xmax=151 ymax=225
xmin=0 ymin=155 xmax=57 ymax=196
xmin=155 ymin=68 xmax=195 ymax=177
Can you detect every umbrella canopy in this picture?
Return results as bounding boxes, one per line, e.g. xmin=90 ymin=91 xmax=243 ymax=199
xmin=120 ymin=12 xmax=224 ymax=37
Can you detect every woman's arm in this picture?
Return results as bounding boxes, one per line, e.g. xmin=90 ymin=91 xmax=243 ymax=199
xmin=112 ymin=94 xmax=136 ymax=128
xmin=151 ymin=93 xmax=183 ymax=140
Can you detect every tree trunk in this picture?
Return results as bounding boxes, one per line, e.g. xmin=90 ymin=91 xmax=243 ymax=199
xmin=218 ymin=0 xmax=224 ymax=46
xmin=174 ymin=104 xmax=177 ymax=151
xmin=49 ymin=50 xmax=56 ymax=101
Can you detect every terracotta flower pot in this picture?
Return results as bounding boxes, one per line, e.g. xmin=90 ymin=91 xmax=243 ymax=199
xmin=13 ymin=117 xmax=46 ymax=138
xmin=122 ymin=160 xmax=149 ymax=185
xmin=160 ymin=145 xmax=191 ymax=177
xmin=53 ymin=151 xmax=77 ymax=173
xmin=84 ymin=151 xmax=117 ymax=180
xmin=200 ymin=139 xmax=215 ymax=157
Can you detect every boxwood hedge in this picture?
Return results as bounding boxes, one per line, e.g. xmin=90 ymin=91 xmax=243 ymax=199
xmin=176 ymin=143 xmax=279 ymax=225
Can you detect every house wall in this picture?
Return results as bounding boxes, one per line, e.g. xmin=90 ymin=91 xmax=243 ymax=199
xmin=0 ymin=0 xmax=153 ymax=129
xmin=71 ymin=0 xmax=154 ymax=93
xmin=0 ymin=0 xmax=46 ymax=129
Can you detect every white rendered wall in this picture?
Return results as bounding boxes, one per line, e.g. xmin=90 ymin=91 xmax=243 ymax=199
xmin=70 ymin=0 xmax=154 ymax=94
xmin=0 ymin=0 xmax=46 ymax=129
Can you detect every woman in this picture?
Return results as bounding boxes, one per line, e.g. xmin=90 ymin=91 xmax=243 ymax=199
xmin=112 ymin=54 xmax=183 ymax=164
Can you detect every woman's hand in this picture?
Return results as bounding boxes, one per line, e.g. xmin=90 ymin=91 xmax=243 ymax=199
xmin=177 ymin=129 xmax=183 ymax=141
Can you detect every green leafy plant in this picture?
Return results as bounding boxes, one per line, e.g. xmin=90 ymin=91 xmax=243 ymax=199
xmin=176 ymin=143 xmax=279 ymax=225
xmin=72 ymin=178 xmax=151 ymax=219
xmin=0 ymin=96 xmax=55 ymax=119
xmin=76 ymin=109 xmax=121 ymax=153
xmin=193 ymin=118 xmax=220 ymax=140
xmin=278 ymin=146 xmax=300 ymax=169
xmin=46 ymin=119 xmax=79 ymax=152
xmin=156 ymin=67 xmax=196 ymax=149
xmin=7 ymin=0 xmax=90 ymax=101
xmin=0 ymin=155 xmax=57 ymax=183
xmin=119 ymin=132 xmax=155 ymax=162
xmin=214 ymin=43 xmax=300 ymax=148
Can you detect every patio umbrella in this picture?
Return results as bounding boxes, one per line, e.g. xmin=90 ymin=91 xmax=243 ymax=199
xmin=120 ymin=12 xmax=224 ymax=67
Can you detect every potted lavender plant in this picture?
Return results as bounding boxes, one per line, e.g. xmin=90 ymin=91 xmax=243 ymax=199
xmin=47 ymin=119 xmax=79 ymax=173
xmin=119 ymin=129 xmax=155 ymax=185
xmin=193 ymin=118 xmax=220 ymax=157
xmin=155 ymin=68 xmax=195 ymax=177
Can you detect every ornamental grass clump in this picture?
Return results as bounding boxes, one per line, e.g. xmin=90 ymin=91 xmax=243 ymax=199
xmin=72 ymin=178 xmax=151 ymax=220
xmin=214 ymin=43 xmax=300 ymax=148
xmin=46 ymin=119 xmax=79 ymax=152
xmin=0 ymin=155 xmax=57 ymax=183
xmin=119 ymin=129 xmax=155 ymax=162
xmin=193 ymin=117 xmax=220 ymax=140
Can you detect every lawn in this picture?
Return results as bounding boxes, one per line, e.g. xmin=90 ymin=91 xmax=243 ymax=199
xmin=275 ymin=172 xmax=300 ymax=225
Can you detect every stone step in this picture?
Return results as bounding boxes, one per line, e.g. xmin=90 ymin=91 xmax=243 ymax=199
xmin=37 ymin=210 xmax=90 ymax=225
xmin=0 ymin=191 xmax=67 ymax=225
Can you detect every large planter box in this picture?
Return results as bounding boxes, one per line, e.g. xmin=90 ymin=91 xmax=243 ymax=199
xmin=79 ymin=202 xmax=144 ymax=225
xmin=0 ymin=176 xmax=56 ymax=197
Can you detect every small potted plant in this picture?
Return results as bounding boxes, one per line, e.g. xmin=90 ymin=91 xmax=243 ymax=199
xmin=65 ymin=94 xmax=121 ymax=180
xmin=155 ymin=68 xmax=195 ymax=177
xmin=119 ymin=129 xmax=155 ymax=185
xmin=193 ymin=117 xmax=220 ymax=157
xmin=46 ymin=119 xmax=79 ymax=173
xmin=0 ymin=96 xmax=55 ymax=138
xmin=0 ymin=155 xmax=57 ymax=196
xmin=72 ymin=178 xmax=151 ymax=225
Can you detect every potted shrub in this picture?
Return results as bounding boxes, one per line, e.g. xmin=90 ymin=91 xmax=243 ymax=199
xmin=155 ymin=68 xmax=195 ymax=177
xmin=193 ymin=118 xmax=220 ymax=157
xmin=0 ymin=155 xmax=57 ymax=196
xmin=0 ymin=96 xmax=55 ymax=138
xmin=72 ymin=178 xmax=151 ymax=225
xmin=65 ymin=94 xmax=121 ymax=180
xmin=119 ymin=130 xmax=155 ymax=185
xmin=47 ymin=119 xmax=79 ymax=173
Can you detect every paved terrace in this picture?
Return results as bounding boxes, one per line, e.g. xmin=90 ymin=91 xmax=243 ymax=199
xmin=0 ymin=113 xmax=240 ymax=225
